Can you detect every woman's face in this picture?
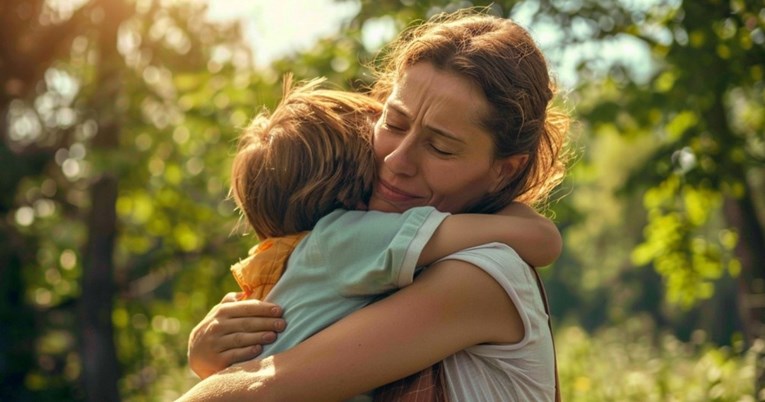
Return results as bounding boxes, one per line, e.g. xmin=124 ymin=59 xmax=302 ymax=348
xmin=369 ymin=62 xmax=509 ymax=214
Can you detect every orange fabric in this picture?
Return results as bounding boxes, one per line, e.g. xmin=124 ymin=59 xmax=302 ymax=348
xmin=230 ymin=232 xmax=309 ymax=300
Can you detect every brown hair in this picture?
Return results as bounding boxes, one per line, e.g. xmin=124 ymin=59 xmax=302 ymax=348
xmin=370 ymin=9 xmax=571 ymax=212
xmin=231 ymin=77 xmax=381 ymax=239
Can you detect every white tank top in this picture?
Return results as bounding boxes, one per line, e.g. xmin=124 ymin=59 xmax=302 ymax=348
xmin=437 ymin=243 xmax=556 ymax=401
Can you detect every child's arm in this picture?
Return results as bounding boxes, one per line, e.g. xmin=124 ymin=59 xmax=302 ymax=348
xmin=418 ymin=202 xmax=562 ymax=267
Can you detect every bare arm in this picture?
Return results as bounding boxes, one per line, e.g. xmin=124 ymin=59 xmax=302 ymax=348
xmin=178 ymin=258 xmax=523 ymax=401
xmin=185 ymin=203 xmax=559 ymax=381
xmin=418 ymin=202 xmax=562 ymax=267
xmin=187 ymin=293 xmax=286 ymax=379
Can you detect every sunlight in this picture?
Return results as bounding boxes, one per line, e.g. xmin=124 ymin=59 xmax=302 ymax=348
xmin=205 ymin=0 xmax=359 ymax=66
xmin=43 ymin=0 xmax=90 ymax=23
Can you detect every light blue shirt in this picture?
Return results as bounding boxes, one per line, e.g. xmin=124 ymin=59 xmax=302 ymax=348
xmin=261 ymin=206 xmax=449 ymax=357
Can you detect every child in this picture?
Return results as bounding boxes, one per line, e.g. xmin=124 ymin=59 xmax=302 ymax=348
xmin=227 ymin=76 xmax=561 ymax=357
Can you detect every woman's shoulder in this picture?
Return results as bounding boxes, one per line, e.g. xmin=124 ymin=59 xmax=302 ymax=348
xmin=436 ymin=245 xmax=556 ymax=401
xmin=433 ymin=242 xmax=550 ymax=346
xmin=434 ymin=242 xmax=533 ymax=282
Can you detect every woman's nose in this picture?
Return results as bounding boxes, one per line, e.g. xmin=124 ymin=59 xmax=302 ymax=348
xmin=383 ymin=135 xmax=417 ymax=177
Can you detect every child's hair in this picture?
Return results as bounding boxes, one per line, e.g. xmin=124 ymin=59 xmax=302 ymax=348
xmin=230 ymin=76 xmax=381 ymax=239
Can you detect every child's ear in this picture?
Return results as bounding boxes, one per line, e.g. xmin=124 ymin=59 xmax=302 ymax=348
xmin=491 ymin=154 xmax=529 ymax=192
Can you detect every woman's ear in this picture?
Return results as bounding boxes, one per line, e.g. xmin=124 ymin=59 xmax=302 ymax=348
xmin=491 ymin=154 xmax=529 ymax=192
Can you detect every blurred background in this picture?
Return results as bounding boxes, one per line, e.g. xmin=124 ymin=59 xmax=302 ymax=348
xmin=1 ymin=0 xmax=763 ymax=400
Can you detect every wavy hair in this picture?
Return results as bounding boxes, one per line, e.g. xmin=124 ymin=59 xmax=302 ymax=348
xmin=370 ymin=9 xmax=572 ymax=212
xmin=231 ymin=77 xmax=381 ymax=239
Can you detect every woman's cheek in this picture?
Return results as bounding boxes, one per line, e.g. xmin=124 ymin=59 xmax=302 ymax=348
xmin=373 ymin=131 xmax=399 ymax=165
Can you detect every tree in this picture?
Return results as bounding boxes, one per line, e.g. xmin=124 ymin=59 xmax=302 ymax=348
xmin=528 ymin=0 xmax=764 ymax=390
xmin=1 ymin=0 xmax=91 ymax=399
xmin=1 ymin=0 xmax=260 ymax=399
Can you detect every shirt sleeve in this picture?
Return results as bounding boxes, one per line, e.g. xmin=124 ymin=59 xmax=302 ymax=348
xmin=434 ymin=243 xmax=547 ymax=350
xmin=302 ymin=207 xmax=449 ymax=296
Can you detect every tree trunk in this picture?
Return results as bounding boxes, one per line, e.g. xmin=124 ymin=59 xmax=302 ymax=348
xmin=723 ymin=189 xmax=765 ymax=393
xmin=78 ymin=1 xmax=129 ymax=400
xmin=707 ymin=73 xmax=765 ymax=395
xmin=80 ymin=175 xmax=121 ymax=402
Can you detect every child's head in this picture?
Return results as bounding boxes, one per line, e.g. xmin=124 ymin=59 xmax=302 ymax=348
xmin=231 ymin=77 xmax=381 ymax=239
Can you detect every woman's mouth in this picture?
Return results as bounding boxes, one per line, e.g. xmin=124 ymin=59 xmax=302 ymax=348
xmin=374 ymin=179 xmax=422 ymax=204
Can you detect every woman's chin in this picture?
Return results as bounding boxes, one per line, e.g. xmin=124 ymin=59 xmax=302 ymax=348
xmin=367 ymin=196 xmax=408 ymax=213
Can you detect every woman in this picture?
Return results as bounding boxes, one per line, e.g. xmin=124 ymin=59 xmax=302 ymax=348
xmin=182 ymin=9 xmax=570 ymax=401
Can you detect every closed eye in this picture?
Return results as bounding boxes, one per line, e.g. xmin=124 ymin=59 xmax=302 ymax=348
xmin=383 ymin=122 xmax=405 ymax=132
xmin=429 ymin=144 xmax=454 ymax=156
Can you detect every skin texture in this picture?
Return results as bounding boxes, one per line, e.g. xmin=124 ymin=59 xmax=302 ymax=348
xmin=369 ymin=63 xmax=525 ymax=214
xmin=179 ymin=63 xmax=554 ymax=400
xmin=187 ymin=294 xmax=286 ymax=379
xmin=186 ymin=200 xmax=560 ymax=380
xmin=179 ymin=257 xmax=523 ymax=401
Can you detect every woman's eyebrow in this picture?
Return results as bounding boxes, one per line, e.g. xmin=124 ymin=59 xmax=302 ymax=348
xmin=386 ymin=102 xmax=410 ymax=119
xmin=387 ymin=100 xmax=465 ymax=144
xmin=428 ymin=126 xmax=465 ymax=144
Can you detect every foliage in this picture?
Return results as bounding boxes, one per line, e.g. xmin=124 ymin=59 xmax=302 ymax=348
xmin=557 ymin=317 xmax=761 ymax=402
xmin=120 ymin=316 xmax=764 ymax=401
xmin=0 ymin=0 xmax=270 ymax=399
xmin=530 ymin=0 xmax=765 ymax=314
xmin=1 ymin=0 xmax=764 ymax=400
xmin=524 ymin=0 xmax=764 ymax=389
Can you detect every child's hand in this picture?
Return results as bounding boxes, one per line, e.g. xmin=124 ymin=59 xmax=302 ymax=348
xmin=187 ymin=292 xmax=286 ymax=379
